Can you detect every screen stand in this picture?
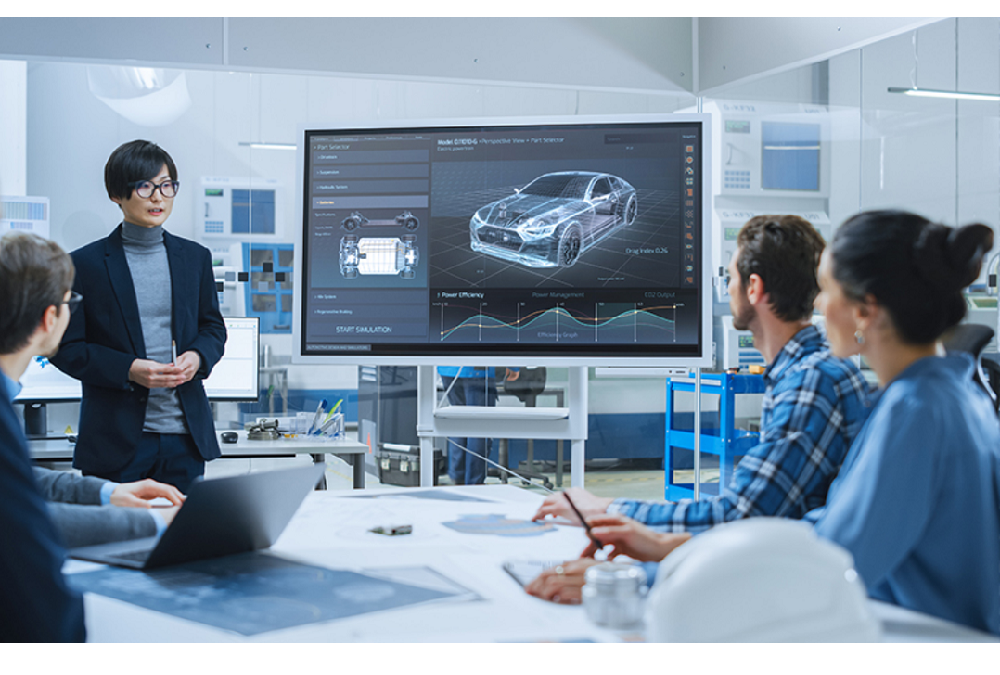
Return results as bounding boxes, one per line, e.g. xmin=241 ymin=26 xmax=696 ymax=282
xmin=416 ymin=366 xmax=588 ymax=488
xmin=23 ymin=402 xmax=47 ymax=439
xmin=693 ymin=367 xmax=702 ymax=500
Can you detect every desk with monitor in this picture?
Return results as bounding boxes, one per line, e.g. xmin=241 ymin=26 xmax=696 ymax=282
xmin=67 ymin=484 xmax=998 ymax=643
xmin=15 ymin=316 xmax=263 ymax=438
xmin=21 ymin=316 xmax=369 ymax=487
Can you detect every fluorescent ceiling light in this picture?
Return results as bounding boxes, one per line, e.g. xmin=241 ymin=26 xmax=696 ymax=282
xmin=134 ymin=67 xmax=160 ymax=89
xmin=87 ymin=67 xmax=190 ymax=127
xmin=238 ymin=142 xmax=297 ymax=151
xmin=887 ymin=87 xmax=1000 ymax=102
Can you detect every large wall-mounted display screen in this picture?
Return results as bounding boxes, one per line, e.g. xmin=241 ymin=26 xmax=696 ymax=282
xmin=295 ymin=115 xmax=711 ymax=366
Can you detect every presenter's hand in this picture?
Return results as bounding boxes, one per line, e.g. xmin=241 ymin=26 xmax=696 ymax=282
xmin=109 ymin=478 xmax=186 ymax=508
xmin=174 ymin=350 xmax=201 ymax=383
xmin=580 ymin=514 xmax=691 ymax=562
xmin=531 ymin=488 xmax=613 ymax=523
xmin=504 ymin=368 xmax=520 ymax=381
xmin=524 ymin=558 xmax=600 ymax=604
xmin=129 ymin=359 xmax=186 ymax=389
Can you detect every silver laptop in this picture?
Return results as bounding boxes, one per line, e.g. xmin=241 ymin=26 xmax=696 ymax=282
xmin=70 ymin=463 xmax=325 ymax=570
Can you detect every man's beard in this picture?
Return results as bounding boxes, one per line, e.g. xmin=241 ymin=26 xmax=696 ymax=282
xmin=731 ymin=298 xmax=755 ymax=332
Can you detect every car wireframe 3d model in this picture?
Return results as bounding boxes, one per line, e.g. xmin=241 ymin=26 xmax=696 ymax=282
xmin=469 ymin=171 xmax=637 ymax=267
xmin=341 ymin=211 xmax=419 ymax=231
xmin=340 ymin=235 xmax=419 ymax=279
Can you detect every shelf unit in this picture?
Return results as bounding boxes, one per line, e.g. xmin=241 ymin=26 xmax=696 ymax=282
xmin=664 ymin=372 xmax=765 ymax=500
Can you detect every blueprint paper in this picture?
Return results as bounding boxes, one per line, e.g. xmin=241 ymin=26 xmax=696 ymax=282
xmin=68 ymin=553 xmax=459 ymax=636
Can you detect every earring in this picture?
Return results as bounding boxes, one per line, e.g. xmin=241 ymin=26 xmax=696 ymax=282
xmin=854 ymin=329 xmax=865 ymax=345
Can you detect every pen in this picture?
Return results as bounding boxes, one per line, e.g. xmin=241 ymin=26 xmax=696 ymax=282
xmin=562 ymin=491 xmax=603 ymax=550
xmin=322 ymin=399 xmax=343 ymax=424
xmin=171 ymin=340 xmax=177 ymax=366
xmin=317 ymin=415 xmax=340 ymax=435
xmin=308 ymin=399 xmax=327 ymax=435
xmin=330 ymin=398 xmax=343 ymax=414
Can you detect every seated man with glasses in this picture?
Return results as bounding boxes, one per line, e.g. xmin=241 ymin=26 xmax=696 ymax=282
xmin=51 ymin=140 xmax=227 ymax=492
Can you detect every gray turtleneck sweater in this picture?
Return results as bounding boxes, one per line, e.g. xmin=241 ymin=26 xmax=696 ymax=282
xmin=121 ymin=221 xmax=189 ymax=435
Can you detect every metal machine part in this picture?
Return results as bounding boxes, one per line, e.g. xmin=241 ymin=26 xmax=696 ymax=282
xmin=245 ymin=418 xmax=280 ymax=441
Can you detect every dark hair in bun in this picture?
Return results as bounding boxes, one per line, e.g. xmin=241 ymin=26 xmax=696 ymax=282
xmin=830 ymin=210 xmax=994 ymax=344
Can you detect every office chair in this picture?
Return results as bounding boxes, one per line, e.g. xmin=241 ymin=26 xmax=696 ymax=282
xmin=503 ymin=367 xmax=547 ymax=408
xmin=494 ymin=367 xmax=554 ymax=490
xmin=942 ymin=324 xmax=998 ymax=413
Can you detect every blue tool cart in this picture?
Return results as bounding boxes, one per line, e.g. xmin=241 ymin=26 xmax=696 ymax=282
xmin=664 ymin=372 xmax=765 ymax=500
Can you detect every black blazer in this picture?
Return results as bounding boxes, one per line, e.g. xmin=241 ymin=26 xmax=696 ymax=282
xmin=51 ymin=224 xmax=226 ymax=474
xmin=0 ymin=388 xmax=85 ymax=642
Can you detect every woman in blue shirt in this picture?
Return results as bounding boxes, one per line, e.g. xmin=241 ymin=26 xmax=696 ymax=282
xmin=803 ymin=210 xmax=1000 ymax=635
xmin=574 ymin=211 xmax=1000 ymax=635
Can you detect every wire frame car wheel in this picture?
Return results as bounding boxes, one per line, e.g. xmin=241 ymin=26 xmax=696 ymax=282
xmin=623 ymin=196 xmax=637 ymax=226
xmin=557 ymin=225 xmax=582 ymax=267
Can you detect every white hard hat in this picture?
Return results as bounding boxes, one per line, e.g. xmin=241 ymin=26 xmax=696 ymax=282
xmin=645 ymin=518 xmax=880 ymax=642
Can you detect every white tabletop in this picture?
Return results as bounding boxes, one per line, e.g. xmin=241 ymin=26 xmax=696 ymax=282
xmin=29 ymin=430 xmax=368 ymax=460
xmin=74 ymin=484 xmax=624 ymax=642
xmin=67 ymin=484 xmax=998 ymax=643
xmin=217 ymin=430 xmax=367 ymax=457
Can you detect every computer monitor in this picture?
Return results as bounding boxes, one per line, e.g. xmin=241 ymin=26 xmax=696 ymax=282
xmin=294 ymin=113 xmax=712 ymax=367
xmin=14 ymin=317 xmax=260 ymax=403
xmin=13 ymin=356 xmax=82 ymax=403
xmin=202 ymin=316 xmax=261 ymax=401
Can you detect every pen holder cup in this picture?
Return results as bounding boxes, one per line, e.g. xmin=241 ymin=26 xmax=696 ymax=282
xmin=293 ymin=411 xmax=344 ymax=439
xmin=293 ymin=412 xmax=314 ymax=434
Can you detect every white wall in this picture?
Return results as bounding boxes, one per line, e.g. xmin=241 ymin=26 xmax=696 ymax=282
xmin=956 ymin=19 xmax=1000 ymax=231
xmin=857 ymin=21 xmax=958 ymax=223
xmin=855 ymin=17 xmax=1000 ymax=237
xmin=0 ymin=60 xmax=26 ymax=195
xmin=0 ymin=18 xmax=224 ymax=67
xmin=26 ymin=61 xmax=693 ymax=248
xmin=698 ymin=17 xmax=939 ymax=94
xmin=827 ymin=50 xmax=862 ymax=230
xmin=0 ymin=18 xmax=693 ymax=95
xmin=702 ymin=17 xmax=1000 ymax=281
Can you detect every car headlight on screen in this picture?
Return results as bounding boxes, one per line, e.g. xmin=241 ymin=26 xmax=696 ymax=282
xmin=517 ymin=219 xmax=558 ymax=241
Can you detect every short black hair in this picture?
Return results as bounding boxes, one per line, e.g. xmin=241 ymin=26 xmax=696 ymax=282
xmin=736 ymin=215 xmax=826 ymax=322
xmin=0 ymin=232 xmax=75 ymax=355
xmin=104 ymin=139 xmax=177 ymax=201
xmin=830 ymin=210 xmax=994 ymax=345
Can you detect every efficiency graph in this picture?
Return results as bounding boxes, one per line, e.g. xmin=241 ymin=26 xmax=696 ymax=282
xmin=435 ymin=299 xmax=681 ymax=344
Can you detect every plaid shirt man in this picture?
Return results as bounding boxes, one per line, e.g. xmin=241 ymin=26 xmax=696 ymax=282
xmin=608 ymin=324 xmax=871 ymax=533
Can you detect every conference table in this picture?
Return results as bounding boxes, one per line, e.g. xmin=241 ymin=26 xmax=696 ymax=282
xmin=67 ymin=484 xmax=998 ymax=643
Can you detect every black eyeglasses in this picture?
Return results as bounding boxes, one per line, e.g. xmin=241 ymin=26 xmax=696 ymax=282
xmin=128 ymin=179 xmax=180 ymax=199
xmin=63 ymin=291 xmax=83 ymax=314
